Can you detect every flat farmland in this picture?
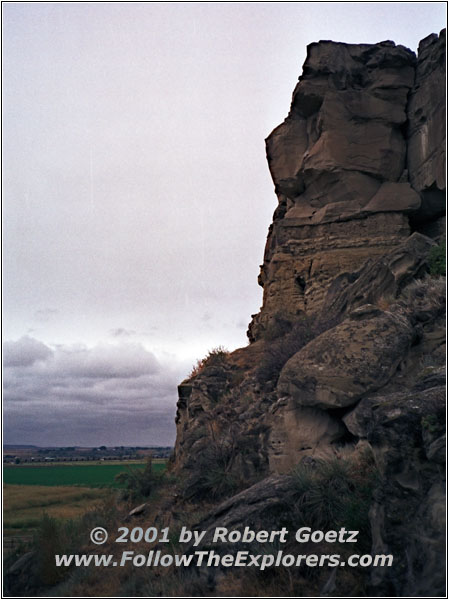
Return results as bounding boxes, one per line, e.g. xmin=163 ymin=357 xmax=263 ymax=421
xmin=3 ymin=460 xmax=166 ymax=487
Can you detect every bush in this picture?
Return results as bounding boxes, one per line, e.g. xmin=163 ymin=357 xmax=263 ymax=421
xmin=181 ymin=422 xmax=257 ymax=501
xmin=35 ymin=514 xmax=67 ymax=586
xmin=256 ymin=317 xmax=313 ymax=386
xmin=29 ymin=514 xmax=86 ymax=588
xmin=289 ymin=456 xmax=378 ymax=542
xmin=189 ymin=346 xmax=229 ymax=378
xmin=429 ymin=240 xmax=446 ymax=276
xmin=115 ymin=456 xmax=162 ymax=501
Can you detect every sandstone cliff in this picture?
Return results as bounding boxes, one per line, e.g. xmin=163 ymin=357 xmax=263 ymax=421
xmin=173 ymin=31 xmax=445 ymax=596
xmin=248 ymin=31 xmax=445 ymax=340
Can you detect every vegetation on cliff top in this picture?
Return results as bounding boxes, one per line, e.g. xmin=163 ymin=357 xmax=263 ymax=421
xmin=189 ymin=346 xmax=229 ymax=378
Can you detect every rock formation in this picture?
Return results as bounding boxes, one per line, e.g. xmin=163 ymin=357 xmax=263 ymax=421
xmin=173 ymin=30 xmax=445 ymax=596
xmin=248 ymin=32 xmax=445 ymax=340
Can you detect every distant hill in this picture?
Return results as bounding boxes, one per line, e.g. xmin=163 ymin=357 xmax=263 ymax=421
xmin=4 ymin=445 xmax=172 ymax=449
xmin=4 ymin=444 xmax=39 ymax=449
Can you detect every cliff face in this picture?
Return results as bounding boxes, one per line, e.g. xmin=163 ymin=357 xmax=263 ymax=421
xmin=248 ymin=33 xmax=445 ymax=340
xmin=173 ymin=31 xmax=445 ymax=596
xmin=175 ymin=29 xmax=445 ymax=472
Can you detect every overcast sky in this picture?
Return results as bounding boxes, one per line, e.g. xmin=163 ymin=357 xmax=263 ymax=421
xmin=3 ymin=2 xmax=446 ymax=446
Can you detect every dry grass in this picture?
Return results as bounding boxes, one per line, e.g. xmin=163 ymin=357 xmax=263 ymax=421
xmin=7 ymin=455 xmax=377 ymax=597
xmin=3 ymin=484 xmax=112 ymax=535
xmin=398 ymin=275 xmax=445 ymax=321
xmin=48 ymin=480 xmax=211 ymax=597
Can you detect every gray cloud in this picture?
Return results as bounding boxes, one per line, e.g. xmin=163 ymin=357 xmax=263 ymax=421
xmin=3 ymin=4 xmax=445 ymax=446
xmin=3 ymin=336 xmax=53 ymax=367
xmin=3 ymin=336 xmax=186 ymax=446
xmin=50 ymin=343 xmax=160 ymax=379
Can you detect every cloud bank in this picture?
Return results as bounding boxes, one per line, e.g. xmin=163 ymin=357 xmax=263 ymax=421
xmin=3 ymin=336 xmax=186 ymax=446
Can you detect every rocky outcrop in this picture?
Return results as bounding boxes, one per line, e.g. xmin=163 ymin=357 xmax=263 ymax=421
xmin=270 ymin=273 xmax=445 ymax=471
xmin=248 ymin=30 xmax=445 ymax=341
xmin=173 ymin=31 xmax=446 ymax=597
xmin=249 ymin=41 xmax=417 ymax=338
xmin=174 ymin=29 xmax=445 ymax=471
xmin=248 ymin=212 xmax=410 ymax=341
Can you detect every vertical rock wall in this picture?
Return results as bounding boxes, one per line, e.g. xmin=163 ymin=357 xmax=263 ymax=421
xmin=248 ymin=32 xmax=445 ymax=342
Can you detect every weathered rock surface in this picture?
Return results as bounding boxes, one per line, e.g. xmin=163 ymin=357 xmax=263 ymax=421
xmin=317 ymin=232 xmax=435 ymax=326
xmin=249 ymin=41 xmax=420 ymax=337
xmin=271 ymin=279 xmax=445 ymax=472
xmin=173 ymin=31 xmax=446 ymax=598
xmin=268 ymin=402 xmax=345 ymax=472
xmin=268 ymin=41 xmax=415 ymax=193
xmin=195 ymin=474 xmax=295 ymax=537
xmin=248 ymin=212 xmax=410 ymax=341
xmin=277 ymin=306 xmax=414 ymax=410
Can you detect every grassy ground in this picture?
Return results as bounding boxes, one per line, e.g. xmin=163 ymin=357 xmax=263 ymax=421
xmin=3 ymin=459 xmax=167 ymax=547
xmin=3 ymin=460 xmax=166 ymax=487
xmin=3 ymin=484 xmax=113 ymax=537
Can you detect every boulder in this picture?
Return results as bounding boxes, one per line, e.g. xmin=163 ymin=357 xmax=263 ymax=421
xmin=277 ymin=307 xmax=414 ymax=409
xmin=195 ymin=474 xmax=295 ymax=537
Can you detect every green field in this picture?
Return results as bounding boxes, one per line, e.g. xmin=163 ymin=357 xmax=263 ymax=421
xmin=3 ymin=461 xmax=166 ymax=488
